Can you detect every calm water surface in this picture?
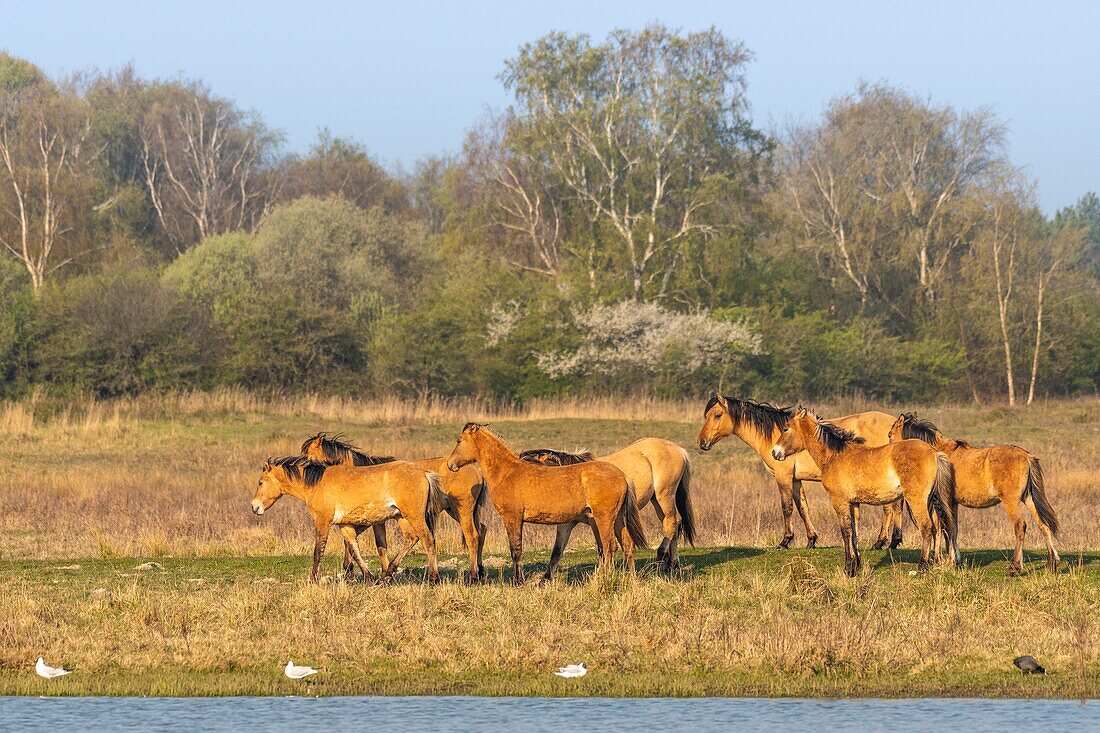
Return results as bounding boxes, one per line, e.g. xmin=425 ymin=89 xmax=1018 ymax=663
xmin=1 ymin=696 xmax=1095 ymax=732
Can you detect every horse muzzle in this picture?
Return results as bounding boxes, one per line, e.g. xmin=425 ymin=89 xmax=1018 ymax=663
xmin=698 ymin=439 xmax=712 ymax=452
xmin=771 ymin=447 xmax=786 ymax=461
xmin=446 ymin=462 xmax=458 ymax=473
xmin=251 ymin=500 xmax=265 ymax=516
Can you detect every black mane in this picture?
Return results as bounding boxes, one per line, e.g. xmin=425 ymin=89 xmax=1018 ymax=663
xmin=301 ymin=432 xmax=396 ymax=467
xmin=814 ymin=418 xmax=866 ymax=453
xmin=898 ymin=413 xmax=968 ymax=448
xmin=267 ymin=456 xmax=327 ymax=487
xmin=517 ymin=448 xmax=595 ymax=466
xmin=707 ymin=394 xmax=795 ymax=437
xmin=897 ymin=413 xmax=942 ymax=446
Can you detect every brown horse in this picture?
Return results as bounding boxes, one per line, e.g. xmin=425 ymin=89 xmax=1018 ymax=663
xmin=888 ymin=413 xmax=1059 ymax=574
xmin=697 ymin=394 xmax=904 ymax=549
xmin=300 ymin=433 xmax=489 ymax=583
xmin=771 ymin=408 xmax=957 ymax=577
xmin=518 ymin=437 xmax=694 ymax=571
xmin=447 ymin=423 xmax=647 ymax=584
xmin=251 ymin=456 xmax=445 ymax=583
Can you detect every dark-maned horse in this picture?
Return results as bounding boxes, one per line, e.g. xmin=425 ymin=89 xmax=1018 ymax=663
xmin=300 ymin=432 xmax=489 ymax=583
xmin=519 ymin=437 xmax=694 ymax=572
xmin=888 ymin=414 xmax=1059 ymax=574
xmin=697 ymin=394 xmax=904 ymax=549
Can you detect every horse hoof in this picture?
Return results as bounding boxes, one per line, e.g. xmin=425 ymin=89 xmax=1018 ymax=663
xmin=1006 ymin=565 xmax=1022 ymax=577
xmin=870 ymin=539 xmax=886 ymax=550
xmin=889 ymin=535 xmax=904 ymax=550
xmin=427 ymin=574 xmax=441 ymax=586
xmin=776 ymin=536 xmax=794 ymax=550
xmin=806 ymin=536 xmax=818 ymax=549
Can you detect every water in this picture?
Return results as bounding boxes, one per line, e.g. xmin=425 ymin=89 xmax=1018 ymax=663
xmin=0 ymin=696 xmax=1094 ymax=732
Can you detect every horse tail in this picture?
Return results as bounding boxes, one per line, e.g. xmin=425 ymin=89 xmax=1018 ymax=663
xmin=674 ymin=450 xmax=697 ymax=547
xmin=472 ymin=470 xmax=488 ymax=529
xmin=623 ymin=481 xmax=649 ymax=549
xmin=424 ymin=471 xmax=446 ymax=535
xmin=927 ymin=452 xmax=957 ymax=548
xmin=1023 ymin=456 xmax=1059 ymax=538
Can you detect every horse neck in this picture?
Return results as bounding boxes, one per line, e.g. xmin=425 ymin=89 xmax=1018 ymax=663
xmin=732 ymin=420 xmax=781 ymax=459
xmin=796 ymin=426 xmax=837 ymax=470
xmin=471 ymin=432 xmax=522 ymax=482
xmin=277 ymin=474 xmax=315 ymax=504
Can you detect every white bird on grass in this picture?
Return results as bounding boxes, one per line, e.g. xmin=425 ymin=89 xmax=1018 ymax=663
xmin=36 ymin=658 xmax=72 ymax=679
xmin=554 ymin=663 xmax=587 ymax=678
xmin=284 ymin=660 xmax=318 ymax=680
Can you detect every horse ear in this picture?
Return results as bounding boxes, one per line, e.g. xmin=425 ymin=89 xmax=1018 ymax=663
xmin=796 ymin=406 xmax=807 ymax=417
xmin=462 ymin=421 xmax=480 ymax=433
xmin=715 ymin=393 xmax=729 ymax=409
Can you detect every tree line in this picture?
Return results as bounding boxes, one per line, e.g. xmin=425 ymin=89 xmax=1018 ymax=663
xmin=1 ymin=25 xmax=1097 ymax=404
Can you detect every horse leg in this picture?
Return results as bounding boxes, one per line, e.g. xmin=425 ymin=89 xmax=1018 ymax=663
xmin=593 ymin=511 xmax=618 ymax=573
xmin=652 ymin=495 xmax=681 ymax=571
xmin=890 ymin=500 xmax=905 ymax=548
xmin=848 ymin=503 xmax=862 ymax=574
xmin=910 ymin=492 xmax=935 ymax=574
xmin=371 ymin=524 xmax=389 ymax=578
xmin=650 ymin=498 xmax=669 ymax=568
xmin=1001 ymin=499 xmax=1027 ymax=576
xmin=1022 ymin=494 xmax=1059 ymax=572
xmin=871 ymin=504 xmax=893 ymax=550
xmin=503 ymin=514 xmax=525 ymax=586
xmin=615 ymin=510 xmax=636 ymax=575
xmin=403 ymin=512 xmax=440 ymax=584
xmin=338 ymin=525 xmax=375 ymax=582
xmin=383 ymin=518 xmax=421 ymax=579
xmin=310 ymin=519 xmax=331 ymax=584
xmin=455 ymin=499 xmax=484 ymax=585
xmin=792 ymin=479 xmax=818 ymax=548
xmin=830 ymin=497 xmax=856 ymax=577
xmin=775 ymin=478 xmax=797 ymax=549
xmin=544 ymin=522 xmax=577 ymax=582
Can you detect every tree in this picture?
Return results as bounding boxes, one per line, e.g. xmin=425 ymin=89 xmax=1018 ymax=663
xmin=782 ymin=84 xmax=1004 ymax=321
xmin=0 ymin=56 xmax=95 ymax=290
xmin=501 ymin=24 xmax=769 ymax=300
xmin=278 ymin=131 xmax=407 ymax=214
xmin=138 ymin=80 xmax=280 ymax=251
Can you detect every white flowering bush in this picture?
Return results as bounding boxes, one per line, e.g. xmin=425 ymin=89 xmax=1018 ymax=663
xmin=484 ymin=300 xmax=522 ymax=347
xmin=536 ymin=301 xmax=763 ymax=382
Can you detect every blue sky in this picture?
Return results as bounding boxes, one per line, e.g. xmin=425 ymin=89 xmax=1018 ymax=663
xmin=4 ymin=1 xmax=1097 ymax=213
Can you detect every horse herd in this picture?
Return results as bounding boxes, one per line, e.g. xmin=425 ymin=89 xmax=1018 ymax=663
xmin=250 ymin=394 xmax=1060 ymax=584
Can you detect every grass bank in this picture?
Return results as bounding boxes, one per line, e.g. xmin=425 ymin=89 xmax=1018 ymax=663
xmin=1 ymin=548 xmax=1096 ymax=698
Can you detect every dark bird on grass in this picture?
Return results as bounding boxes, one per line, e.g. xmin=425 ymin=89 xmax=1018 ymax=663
xmin=1013 ymin=655 xmax=1046 ymax=674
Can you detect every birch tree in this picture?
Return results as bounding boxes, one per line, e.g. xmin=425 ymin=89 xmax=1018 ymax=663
xmin=0 ymin=60 xmax=93 ymax=291
xmin=138 ymin=81 xmax=280 ymax=251
xmin=501 ymin=24 xmax=767 ymax=300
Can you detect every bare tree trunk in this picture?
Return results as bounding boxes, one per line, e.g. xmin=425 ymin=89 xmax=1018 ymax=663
xmin=1026 ymin=266 xmax=1054 ymax=406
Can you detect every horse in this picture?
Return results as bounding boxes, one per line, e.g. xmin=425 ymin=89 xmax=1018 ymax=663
xmin=300 ymin=432 xmax=489 ymax=583
xmin=446 ymin=423 xmax=647 ymax=584
xmin=888 ymin=413 xmax=1059 ymax=574
xmin=251 ymin=456 xmax=445 ymax=583
xmin=517 ymin=437 xmax=695 ymax=571
xmin=697 ymin=394 xmax=905 ymax=550
xmin=771 ymin=408 xmax=958 ymax=577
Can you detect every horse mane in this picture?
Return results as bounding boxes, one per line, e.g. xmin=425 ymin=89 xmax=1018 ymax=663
xmin=517 ymin=448 xmax=595 ymax=466
xmin=897 ymin=413 xmax=944 ymax=447
xmin=464 ymin=422 xmax=517 ymax=454
xmin=267 ymin=455 xmax=327 ymax=487
xmin=708 ymin=394 xmax=795 ymax=437
xmin=300 ymin=432 xmax=396 ymax=467
xmin=813 ymin=417 xmax=866 ymax=452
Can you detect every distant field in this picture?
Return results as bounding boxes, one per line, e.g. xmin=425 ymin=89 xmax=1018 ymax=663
xmin=0 ymin=392 xmax=1096 ymax=697
xmin=0 ymin=391 xmax=1096 ymax=557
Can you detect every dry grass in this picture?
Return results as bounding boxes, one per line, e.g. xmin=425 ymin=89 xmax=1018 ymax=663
xmin=0 ymin=392 xmax=1097 ymax=697
xmin=0 ymin=551 xmax=1095 ymax=697
xmin=0 ymin=391 xmax=1096 ymax=558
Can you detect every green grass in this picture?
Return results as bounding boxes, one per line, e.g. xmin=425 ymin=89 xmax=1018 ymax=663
xmin=2 ymin=547 xmax=1096 ymax=698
